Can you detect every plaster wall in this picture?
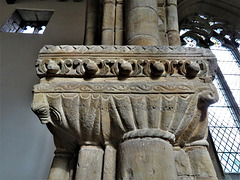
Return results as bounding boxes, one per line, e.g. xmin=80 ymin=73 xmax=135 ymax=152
xmin=0 ymin=0 xmax=86 ymax=179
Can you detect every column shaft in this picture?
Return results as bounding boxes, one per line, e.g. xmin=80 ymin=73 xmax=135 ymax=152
xmin=166 ymin=0 xmax=181 ymax=46
xmin=48 ymin=150 xmax=75 ymax=180
xmin=103 ymin=145 xmax=117 ymax=180
xmin=75 ymin=146 xmax=104 ymax=180
xmin=84 ymin=0 xmax=98 ymax=45
xmin=117 ymin=138 xmax=178 ymax=180
xmin=115 ymin=0 xmax=123 ymax=45
xmin=102 ymin=0 xmax=116 ymax=45
xmin=125 ymin=0 xmax=160 ymax=45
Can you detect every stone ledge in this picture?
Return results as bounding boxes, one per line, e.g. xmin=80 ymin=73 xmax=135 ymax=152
xmin=39 ymin=45 xmax=214 ymax=56
xmin=36 ymin=45 xmax=217 ymax=80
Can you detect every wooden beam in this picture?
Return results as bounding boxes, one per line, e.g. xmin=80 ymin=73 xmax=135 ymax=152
xmin=6 ymin=0 xmax=16 ymax=4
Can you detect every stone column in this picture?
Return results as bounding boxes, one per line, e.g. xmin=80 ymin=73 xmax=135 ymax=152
xmin=186 ymin=146 xmax=217 ymax=178
xmin=84 ymin=0 xmax=98 ymax=45
xmin=102 ymin=0 xmax=116 ymax=45
xmin=125 ymin=0 xmax=160 ymax=45
xmin=115 ymin=0 xmax=123 ymax=45
xmin=75 ymin=146 xmax=104 ymax=180
xmin=117 ymin=131 xmax=177 ymax=180
xmin=157 ymin=0 xmax=169 ymax=46
xmin=102 ymin=145 xmax=117 ymax=180
xmin=166 ymin=0 xmax=181 ymax=46
xmin=48 ymin=149 xmax=76 ymax=180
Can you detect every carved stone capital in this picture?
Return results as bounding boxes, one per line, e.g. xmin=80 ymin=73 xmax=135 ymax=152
xmin=32 ymin=45 xmax=218 ymax=179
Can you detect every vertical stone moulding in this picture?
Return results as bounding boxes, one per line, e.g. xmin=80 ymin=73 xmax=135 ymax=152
xmin=48 ymin=149 xmax=76 ymax=180
xmin=102 ymin=145 xmax=117 ymax=180
xmin=166 ymin=0 xmax=181 ymax=46
xmin=125 ymin=0 xmax=160 ymax=45
xmin=115 ymin=0 xmax=123 ymax=45
xmin=85 ymin=0 xmax=98 ymax=45
xmin=102 ymin=0 xmax=116 ymax=45
xmin=75 ymin=146 xmax=104 ymax=180
xmin=186 ymin=146 xmax=217 ymax=179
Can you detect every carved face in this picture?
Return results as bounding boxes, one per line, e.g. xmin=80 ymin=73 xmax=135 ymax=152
xmin=31 ymin=93 xmax=51 ymax=124
xmin=33 ymin=106 xmax=50 ymax=124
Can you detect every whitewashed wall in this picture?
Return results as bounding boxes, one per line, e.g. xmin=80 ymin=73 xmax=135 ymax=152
xmin=0 ymin=0 xmax=86 ymax=179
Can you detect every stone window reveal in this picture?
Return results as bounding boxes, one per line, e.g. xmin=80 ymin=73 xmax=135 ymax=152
xmin=0 ymin=9 xmax=54 ymax=34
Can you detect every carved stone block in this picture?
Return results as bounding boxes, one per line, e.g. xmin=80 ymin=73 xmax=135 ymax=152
xmin=32 ymin=45 xmax=218 ymax=180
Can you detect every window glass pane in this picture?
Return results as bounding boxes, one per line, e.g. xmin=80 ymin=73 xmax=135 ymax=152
xmin=38 ymin=26 xmax=46 ymax=34
xmin=22 ymin=26 xmax=34 ymax=34
xmin=209 ymin=44 xmax=240 ymax=173
xmin=209 ymin=76 xmax=240 ymax=173
xmin=211 ymin=47 xmax=240 ymax=107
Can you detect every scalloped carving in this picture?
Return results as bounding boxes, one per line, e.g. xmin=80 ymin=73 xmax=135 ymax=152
xmin=32 ymin=84 xmax=218 ymax=147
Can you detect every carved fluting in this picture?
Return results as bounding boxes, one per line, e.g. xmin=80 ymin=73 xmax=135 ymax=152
xmin=32 ymin=93 xmax=103 ymax=146
xmin=32 ymin=88 xmax=217 ymax=147
xmin=101 ymin=91 xmax=218 ymax=146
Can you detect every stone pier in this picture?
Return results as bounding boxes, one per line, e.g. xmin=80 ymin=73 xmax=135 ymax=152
xmin=31 ymin=1 xmax=218 ymax=179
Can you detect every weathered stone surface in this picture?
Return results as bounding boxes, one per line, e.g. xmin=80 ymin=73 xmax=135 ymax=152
xmin=168 ymin=30 xmax=181 ymax=46
xmin=85 ymin=0 xmax=98 ymax=45
xmin=174 ymin=149 xmax=192 ymax=176
xmin=103 ymin=145 xmax=117 ymax=180
xmin=32 ymin=45 xmax=218 ymax=180
xmin=115 ymin=0 xmax=123 ymax=45
xmin=31 ymin=0 xmax=220 ymax=179
xmin=36 ymin=45 xmax=216 ymax=81
xmin=117 ymin=138 xmax=177 ymax=180
xmin=48 ymin=150 xmax=75 ymax=180
xmin=178 ymin=177 xmax=195 ymax=180
xmin=167 ymin=5 xmax=179 ymax=31
xmin=195 ymin=177 xmax=218 ymax=180
xmin=125 ymin=0 xmax=160 ymax=45
xmin=166 ymin=1 xmax=181 ymax=46
xmin=75 ymin=146 xmax=104 ymax=180
xmin=186 ymin=146 xmax=217 ymax=178
xmin=167 ymin=0 xmax=177 ymax=6
xmin=102 ymin=0 xmax=115 ymax=45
